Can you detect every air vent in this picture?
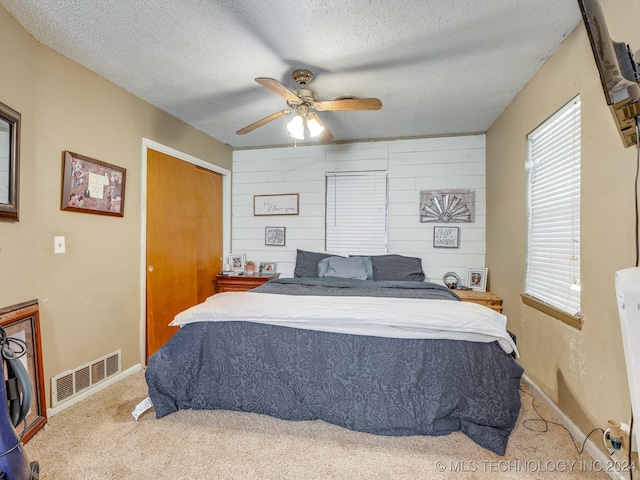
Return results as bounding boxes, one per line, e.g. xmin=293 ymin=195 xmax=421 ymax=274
xmin=51 ymin=350 xmax=121 ymax=407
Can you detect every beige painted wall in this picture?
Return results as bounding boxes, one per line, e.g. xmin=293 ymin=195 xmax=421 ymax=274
xmin=487 ymin=0 xmax=638 ymax=440
xmin=0 ymin=6 xmax=232 ymax=405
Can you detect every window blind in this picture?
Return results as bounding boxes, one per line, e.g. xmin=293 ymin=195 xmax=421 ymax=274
xmin=525 ymin=96 xmax=581 ymax=316
xmin=325 ymin=171 xmax=388 ymax=255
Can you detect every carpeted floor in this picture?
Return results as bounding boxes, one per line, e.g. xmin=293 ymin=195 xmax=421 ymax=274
xmin=24 ymin=371 xmax=612 ymax=479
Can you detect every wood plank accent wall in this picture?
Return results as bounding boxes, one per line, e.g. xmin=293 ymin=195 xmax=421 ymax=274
xmin=232 ymin=135 xmax=486 ymax=286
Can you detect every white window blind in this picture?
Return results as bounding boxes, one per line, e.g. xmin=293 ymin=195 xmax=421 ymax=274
xmin=525 ymin=96 xmax=581 ymax=317
xmin=325 ymin=171 xmax=388 ymax=255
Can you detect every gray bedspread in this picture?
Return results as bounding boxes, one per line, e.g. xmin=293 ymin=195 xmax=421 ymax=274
xmin=251 ymin=276 xmax=462 ymax=300
xmin=146 ymin=277 xmax=523 ymax=455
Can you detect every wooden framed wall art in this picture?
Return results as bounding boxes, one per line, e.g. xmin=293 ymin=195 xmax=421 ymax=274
xmin=61 ymin=151 xmax=126 ymax=217
xmin=254 ymin=194 xmax=299 ymax=216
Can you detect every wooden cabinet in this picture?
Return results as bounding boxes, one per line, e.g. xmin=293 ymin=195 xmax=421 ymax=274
xmin=215 ymin=273 xmax=280 ymax=293
xmin=454 ymin=289 xmax=503 ymax=313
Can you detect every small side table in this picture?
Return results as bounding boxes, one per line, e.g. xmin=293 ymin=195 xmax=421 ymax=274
xmin=453 ymin=289 xmax=503 ymax=313
xmin=215 ymin=273 xmax=280 ymax=293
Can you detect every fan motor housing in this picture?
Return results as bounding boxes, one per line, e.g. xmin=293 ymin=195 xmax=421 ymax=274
xmin=292 ymin=69 xmax=314 ymax=86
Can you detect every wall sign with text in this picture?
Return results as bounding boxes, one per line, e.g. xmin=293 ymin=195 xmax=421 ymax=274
xmin=433 ymin=226 xmax=460 ymax=248
xmin=253 ymin=194 xmax=299 ymax=216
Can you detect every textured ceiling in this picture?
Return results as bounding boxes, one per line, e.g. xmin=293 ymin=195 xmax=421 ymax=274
xmin=0 ymin=0 xmax=582 ymax=149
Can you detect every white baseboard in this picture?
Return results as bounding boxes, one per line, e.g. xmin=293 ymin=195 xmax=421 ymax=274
xmin=522 ymin=374 xmax=628 ymax=480
xmin=46 ymin=363 xmax=142 ymax=418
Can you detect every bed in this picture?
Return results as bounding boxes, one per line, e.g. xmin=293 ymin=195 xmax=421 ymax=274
xmin=145 ymin=251 xmax=523 ymax=455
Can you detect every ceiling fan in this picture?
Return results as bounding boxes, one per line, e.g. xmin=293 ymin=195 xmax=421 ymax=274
xmin=236 ymin=69 xmax=382 ymax=143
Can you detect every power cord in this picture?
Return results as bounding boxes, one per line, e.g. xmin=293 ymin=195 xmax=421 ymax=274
xmin=520 ymin=389 xmax=602 ymax=454
xmin=521 ymin=389 xmax=637 ymax=478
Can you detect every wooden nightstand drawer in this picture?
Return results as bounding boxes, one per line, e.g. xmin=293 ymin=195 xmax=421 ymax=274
xmin=453 ymin=290 xmax=503 ymax=313
xmin=215 ymin=273 xmax=280 ymax=293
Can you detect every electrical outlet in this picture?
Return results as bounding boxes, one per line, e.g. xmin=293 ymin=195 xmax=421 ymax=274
xmin=54 ymin=236 xmax=65 ymax=254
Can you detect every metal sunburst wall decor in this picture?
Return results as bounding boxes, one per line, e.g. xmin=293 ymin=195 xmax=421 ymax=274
xmin=419 ymin=189 xmax=475 ymax=223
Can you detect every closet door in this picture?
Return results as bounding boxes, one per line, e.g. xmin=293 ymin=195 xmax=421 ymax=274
xmin=146 ymin=149 xmax=222 ymax=359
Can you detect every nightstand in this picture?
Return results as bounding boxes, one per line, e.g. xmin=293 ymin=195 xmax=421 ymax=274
xmin=453 ymin=289 xmax=503 ymax=313
xmin=215 ymin=273 xmax=280 ymax=293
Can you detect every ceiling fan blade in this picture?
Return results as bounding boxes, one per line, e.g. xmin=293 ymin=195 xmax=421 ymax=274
xmin=307 ymin=112 xmax=334 ymax=142
xmin=236 ymin=109 xmax=292 ymax=135
xmin=315 ymin=98 xmax=382 ymax=111
xmin=255 ymin=77 xmax=301 ymax=104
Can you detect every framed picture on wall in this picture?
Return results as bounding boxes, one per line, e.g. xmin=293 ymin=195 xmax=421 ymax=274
xmin=433 ymin=226 xmax=459 ymax=248
xmin=254 ymin=194 xmax=299 ymax=216
xmin=265 ymin=226 xmax=286 ymax=246
xmin=467 ymin=267 xmax=488 ymax=292
xmin=61 ymin=151 xmax=126 ymax=217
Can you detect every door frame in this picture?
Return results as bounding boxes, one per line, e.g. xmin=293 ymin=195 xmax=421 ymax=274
xmin=139 ymin=138 xmax=231 ymax=365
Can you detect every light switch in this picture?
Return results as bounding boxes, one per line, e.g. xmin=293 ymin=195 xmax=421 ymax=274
xmin=54 ymin=236 xmax=65 ymax=254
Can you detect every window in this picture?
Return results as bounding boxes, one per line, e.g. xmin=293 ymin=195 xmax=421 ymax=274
xmin=325 ymin=171 xmax=388 ymax=255
xmin=525 ymin=96 xmax=581 ymax=325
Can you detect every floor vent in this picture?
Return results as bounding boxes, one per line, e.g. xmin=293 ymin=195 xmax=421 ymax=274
xmin=51 ymin=350 xmax=121 ymax=408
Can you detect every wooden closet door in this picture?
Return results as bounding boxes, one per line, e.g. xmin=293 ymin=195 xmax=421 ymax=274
xmin=195 ymin=166 xmax=223 ymax=303
xmin=146 ymin=149 xmax=222 ymax=359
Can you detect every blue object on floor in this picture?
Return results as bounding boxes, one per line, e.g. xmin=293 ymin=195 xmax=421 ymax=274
xmin=0 ymin=326 xmax=39 ymax=479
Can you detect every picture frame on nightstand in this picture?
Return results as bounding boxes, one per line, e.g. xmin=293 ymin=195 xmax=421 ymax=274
xmin=229 ymin=253 xmax=246 ymax=272
xmin=467 ymin=267 xmax=488 ymax=292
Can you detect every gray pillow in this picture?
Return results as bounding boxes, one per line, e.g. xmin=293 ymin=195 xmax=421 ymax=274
xmin=318 ymin=256 xmax=373 ymax=280
xmin=294 ymin=249 xmax=343 ymax=278
xmin=366 ymin=254 xmax=425 ymax=282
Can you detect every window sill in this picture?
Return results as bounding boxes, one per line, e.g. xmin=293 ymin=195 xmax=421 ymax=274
xmin=520 ymin=294 xmax=583 ymax=330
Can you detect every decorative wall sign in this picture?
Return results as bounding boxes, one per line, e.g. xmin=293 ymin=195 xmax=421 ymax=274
xmin=61 ymin=151 xmax=126 ymax=217
xmin=420 ymin=189 xmax=475 ymax=223
xmin=265 ymin=226 xmax=286 ymax=246
xmin=254 ymin=194 xmax=299 ymax=216
xmin=433 ymin=226 xmax=459 ymax=248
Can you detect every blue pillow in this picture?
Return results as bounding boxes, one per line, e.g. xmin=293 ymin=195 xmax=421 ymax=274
xmin=318 ymin=256 xmax=373 ymax=280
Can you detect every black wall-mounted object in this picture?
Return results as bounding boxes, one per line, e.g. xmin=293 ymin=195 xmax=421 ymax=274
xmin=578 ymin=0 xmax=640 ymax=147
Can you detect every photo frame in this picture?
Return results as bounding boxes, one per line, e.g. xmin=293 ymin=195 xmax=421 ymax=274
xmin=258 ymin=262 xmax=277 ymax=274
xmin=0 ymin=299 xmax=46 ymax=443
xmin=265 ymin=226 xmax=286 ymax=246
xmin=229 ymin=253 xmax=246 ymax=272
xmin=467 ymin=267 xmax=488 ymax=292
xmin=61 ymin=151 xmax=126 ymax=217
xmin=433 ymin=226 xmax=459 ymax=248
xmin=254 ymin=194 xmax=299 ymax=216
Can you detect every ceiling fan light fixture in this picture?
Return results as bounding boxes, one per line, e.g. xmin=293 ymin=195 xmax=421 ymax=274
xmin=287 ymin=115 xmax=305 ymax=140
xmin=306 ymin=117 xmax=325 ymax=137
